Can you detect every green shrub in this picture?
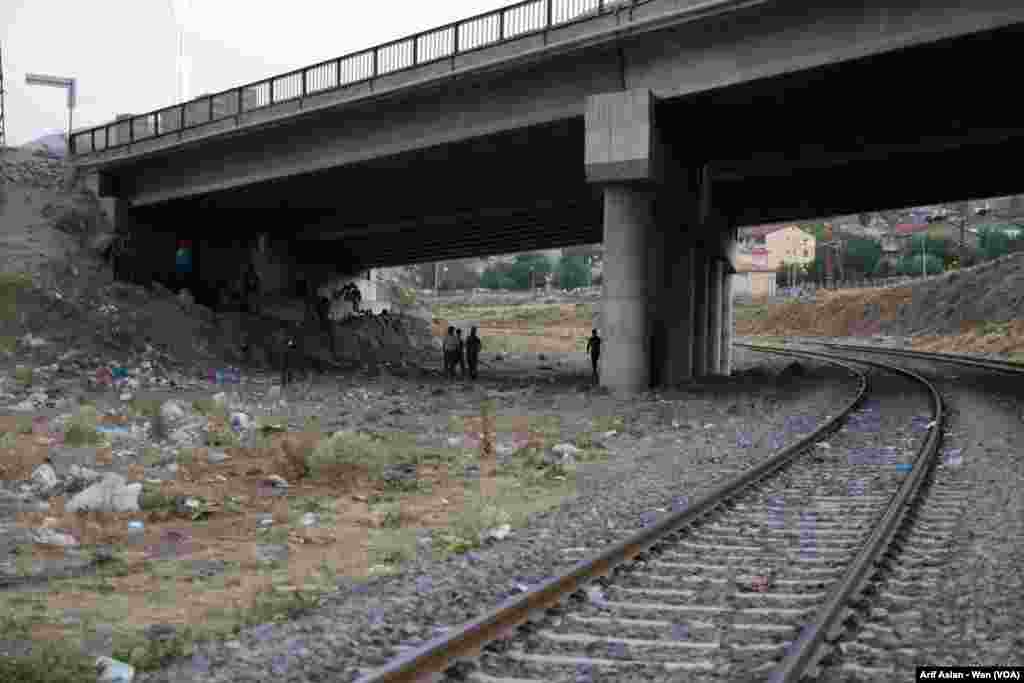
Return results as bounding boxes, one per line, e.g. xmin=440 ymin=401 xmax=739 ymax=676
xmin=0 ymin=272 xmax=31 ymax=323
xmin=15 ymin=415 xmax=34 ymax=435
xmin=433 ymin=498 xmax=511 ymax=556
xmin=306 ymin=431 xmax=393 ymax=478
xmin=139 ymin=483 xmax=173 ymax=511
xmin=205 ymin=424 xmax=238 ymax=448
xmin=63 ymin=406 xmax=102 ymax=446
xmin=374 ymin=501 xmax=402 ymax=529
xmin=396 ymin=286 xmax=417 ymax=306
xmin=13 ymin=365 xmax=33 ymax=387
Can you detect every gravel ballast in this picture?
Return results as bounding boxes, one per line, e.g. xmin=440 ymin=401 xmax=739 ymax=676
xmin=136 ymin=350 xmax=861 ymax=682
xmin=807 ymin=346 xmax=1024 ymax=677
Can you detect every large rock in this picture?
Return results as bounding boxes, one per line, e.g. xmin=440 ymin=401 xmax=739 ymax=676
xmin=48 ymin=447 xmax=99 ymax=477
xmin=159 ymin=400 xmax=186 ymax=426
xmin=65 ymin=473 xmax=141 ymax=513
xmin=30 ymin=464 xmax=59 ymax=496
xmin=66 ymin=464 xmax=103 ymax=493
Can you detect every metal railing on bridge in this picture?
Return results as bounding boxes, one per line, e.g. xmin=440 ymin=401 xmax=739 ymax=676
xmin=71 ymin=0 xmax=641 ymax=157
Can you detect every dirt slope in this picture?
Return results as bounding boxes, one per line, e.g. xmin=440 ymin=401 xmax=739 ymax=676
xmin=738 ymin=252 xmax=1024 ymax=356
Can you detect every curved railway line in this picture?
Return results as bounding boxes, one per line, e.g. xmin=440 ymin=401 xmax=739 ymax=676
xmin=353 ymin=344 xmax=1024 ymax=683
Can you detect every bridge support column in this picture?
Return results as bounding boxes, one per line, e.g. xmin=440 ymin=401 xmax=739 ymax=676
xmin=692 ymin=250 xmax=711 ymax=377
xmin=585 ymin=88 xmax=666 ymax=393
xmin=600 ymin=184 xmax=654 ymax=391
xmin=720 ymin=270 xmax=734 ymax=375
xmin=661 ymin=239 xmax=694 ymax=384
xmin=708 ymin=258 xmax=724 ymax=374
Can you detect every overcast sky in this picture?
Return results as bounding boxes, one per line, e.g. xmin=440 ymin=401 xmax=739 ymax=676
xmin=1 ymin=0 xmax=507 ymax=146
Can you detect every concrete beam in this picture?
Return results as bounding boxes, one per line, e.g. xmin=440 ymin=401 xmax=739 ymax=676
xmin=584 ymin=89 xmax=663 ymax=184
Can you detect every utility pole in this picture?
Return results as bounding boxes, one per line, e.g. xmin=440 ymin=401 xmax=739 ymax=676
xmin=25 ymin=73 xmax=76 ymax=154
xmin=0 ymin=42 xmax=7 ymax=148
xmin=921 ymin=233 xmax=926 ymax=278
xmin=958 ymin=200 xmax=970 ymax=269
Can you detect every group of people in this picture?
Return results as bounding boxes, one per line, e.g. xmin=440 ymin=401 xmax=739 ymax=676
xmin=442 ymin=326 xmax=482 ymax=380
xmin=439 ymin=327 xmax=602 ymax=383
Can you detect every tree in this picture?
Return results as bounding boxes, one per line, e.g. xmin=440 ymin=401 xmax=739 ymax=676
xmin=976 ymin=225 xmax=1018 ymax=262
xmin=557 ymin=254 xmax=591 ymax=289
xmin=505 ymin=252 xmax=554 ymax=289
xmin=480 ymin=267 xmax=516 ymax=290
xmin=843 ymin=237 xmax=883 ymax=278
xmin=896 ymin=252 xmax=943 ymax=276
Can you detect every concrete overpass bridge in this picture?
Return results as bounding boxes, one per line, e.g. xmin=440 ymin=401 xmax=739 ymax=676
xmin=71 ymin=0 xmax=1024 ymax=391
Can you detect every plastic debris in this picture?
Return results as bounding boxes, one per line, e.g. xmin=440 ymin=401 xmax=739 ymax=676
xmin=96 ymin=656 xmax=135 ymax=682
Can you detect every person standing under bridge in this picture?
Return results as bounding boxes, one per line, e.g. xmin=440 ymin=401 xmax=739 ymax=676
xmin=466 ymin=327 xmax=482 ymax=380
xmin=174 ymin=240 xmax=193 ymax=293
xmin=316 ymin=289 xmax=336 ymax=358
xmin=442 ymin=326 xmax=459 ymax=379
xmin=586 ymin=329 xmax=601 ymax=384
xmin=242 ymin=262 xmax=260 ymax=314
xmin=456 ymin=328 xmax=467 ymax=378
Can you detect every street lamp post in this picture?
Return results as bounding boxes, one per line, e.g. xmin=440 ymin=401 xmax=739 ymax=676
xmin=25 ymin=73 xmax=76 ymax=154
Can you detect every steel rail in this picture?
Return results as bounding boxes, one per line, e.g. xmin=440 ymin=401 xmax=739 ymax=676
xmin=355 ymin=352 xmax=870 ymax=683
xmin=735 ymin=343 xmax=946 ymax=683
xmin=818 ymin=341 xmax=1024 ymax=375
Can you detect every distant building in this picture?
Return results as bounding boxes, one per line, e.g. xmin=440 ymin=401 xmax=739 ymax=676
xmin=732 ymin=264 xmax=777 ymax=299
xmin=738 ymin=224 xmax=815 ymax=270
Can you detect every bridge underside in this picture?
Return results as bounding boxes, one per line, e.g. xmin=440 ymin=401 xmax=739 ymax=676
xmin=109 ymin=20 xmax=1024 ymax=391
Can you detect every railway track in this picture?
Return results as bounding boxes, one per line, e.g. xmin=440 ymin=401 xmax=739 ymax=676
xmin=817 ymin=342 xmax=1024 ymax=375
xmin=353 ymin=344 xmax=983 ymax=683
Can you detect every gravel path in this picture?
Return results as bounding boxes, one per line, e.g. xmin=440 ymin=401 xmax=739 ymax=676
xmin=136 ymin=350 xmax=861 ymax=683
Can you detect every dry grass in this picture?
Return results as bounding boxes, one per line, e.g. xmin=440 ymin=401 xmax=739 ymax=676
xmin=912 ymin=319 xmax=1024 ymax=355
xmin=736 ymin=287 xmax=914 ymax=338
xmin=434 ymin=302 xmax=592 ymax=353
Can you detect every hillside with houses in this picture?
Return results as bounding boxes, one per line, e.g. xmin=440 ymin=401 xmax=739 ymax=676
xmin=734 ymin=195 xmax=1024 ymax=298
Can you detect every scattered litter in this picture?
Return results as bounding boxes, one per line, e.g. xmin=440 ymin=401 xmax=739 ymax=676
xmin=32 ymin=527 xmax=79 ymax=547
xmin=486 ymin=524 xmax=512 ymax=541
xmin=20 ymin=333 xmax=48 ymax=348
xmin=585 ymin=585 xmax=606 ymax=605
xmin=264 ymin=474 xmax=289 ymax=489
xmin=97 ymin=425 xmax=132 ymax=435
xmin=96 ymin=656 xmax=135 ymax=682
xmin=301 ymin=512 xmax=319 ymax=527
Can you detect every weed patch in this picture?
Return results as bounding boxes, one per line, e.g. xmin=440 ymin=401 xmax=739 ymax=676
xmin=63 ymin=405 xmax=103 ymax=446
xmin=432 ymin=496 xmax=511 ymax=557
xmin=368 ymin=528 xmax=416 ymax=570
xmin=13 ymin=365 xmax=33 ymax=387
xmin=0 ymin=637 xmax=95 ymax=683
xmin=592 ymin=415 xmax=625 ymax=433
xmin=306 ymin=430 xmax=429 ymax=481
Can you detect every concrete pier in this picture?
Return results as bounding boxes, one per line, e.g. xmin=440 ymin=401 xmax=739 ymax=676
xmin=600 ymin=184 xmax=654 ymax=392
xmin=720 ymin=271 xmax=734 ymax=375
xmin=708 ymin=259 xmax=724 ymax=374
xmin=692 ymin=250 xmax=710 ymax=377
xmin=663 ymin=240 xmax=695 ymax=384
